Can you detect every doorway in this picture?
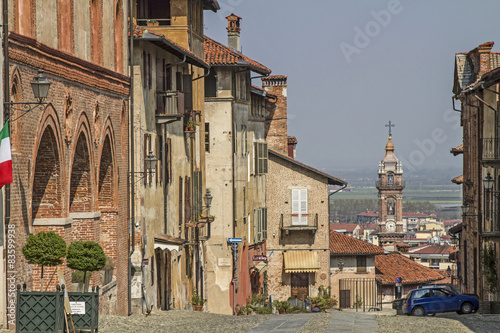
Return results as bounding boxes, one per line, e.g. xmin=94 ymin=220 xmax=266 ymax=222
xmin=155 ymin=248 xmax=172 ymax=310
xmin=291 ymin=273 xmax=309 ymax=301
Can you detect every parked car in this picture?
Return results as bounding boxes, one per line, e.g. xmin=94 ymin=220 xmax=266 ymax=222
xmin=403 ymin=287 xmax=479 ymax=316
xmin=418 ymin=283 xmax=478 ymax=298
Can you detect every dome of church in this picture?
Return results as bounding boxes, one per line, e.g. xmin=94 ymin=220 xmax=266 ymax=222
xmin=381 ymin=137 xmax=398 ymax=164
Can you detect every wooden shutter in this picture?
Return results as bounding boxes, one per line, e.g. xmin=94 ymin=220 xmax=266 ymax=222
xmin=185 ymin=177 xmax=191 ymax=222
xmin=357 ymin=256 xmax=367 ymax=273
xmin=292 ymin=189 xmax=308 ymax=225
xmin=166 ymin=64 xmax=172 ymax=90
xmin=143 ymin=134 xmax=148 ymax=185
xmin=143 ymin=51 xmax=147 ymax=88
xmin=263 ymin=143 xmax=268 ymax=173
xmin=156 ymin=57 xmax=164 ymax=111
xmin=155 ymin=135 xmax=160 ymax=183
xmin=179 ymin=176 xmax=183 ymax=226
xmin=253 ymin=210 xmax=258 ymax=243
xmin=183 ymin=74 xmax=193 ymax=110
xmin=262 ymin=208 xmax=268 ymax=239
xmin=148 ymin=53 xmax=152 ymax=88
xmin=176 ymin=72 xmax=182 ymax=91
xmin=166 ymin=138 xmax=171 ymax=183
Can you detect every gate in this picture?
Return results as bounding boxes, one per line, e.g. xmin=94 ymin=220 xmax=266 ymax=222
xmin=339 ymin=278 xmax=381 ymax=311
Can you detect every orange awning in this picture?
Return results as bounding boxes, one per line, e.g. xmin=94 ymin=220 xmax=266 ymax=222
xmin=283 ymin=251 xmax=319 ymax=273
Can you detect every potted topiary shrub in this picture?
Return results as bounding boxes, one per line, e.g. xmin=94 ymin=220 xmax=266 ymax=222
xmin=67 ymin=241 xmax=106 ymax=292
xmin=22 ymin=231 xmax=67 ymax=291
xmin=191 ymin=289 xmax=207 ymax=311
xmin=184 ymin=120 xmax=197 ymax=132
xmin=17 ymin=231 xmax=68 ymax=332
xmin=273 ymin=300 xmax=290 ymax=314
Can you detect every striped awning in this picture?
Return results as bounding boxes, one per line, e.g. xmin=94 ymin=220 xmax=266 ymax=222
xmin=254 ymin=262 xmax=268 ymax=273
xmin=283 ymin=251 xmax=320 ymax=273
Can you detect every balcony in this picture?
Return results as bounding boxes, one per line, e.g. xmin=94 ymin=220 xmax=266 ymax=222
xmin=280 ymin=213 xmax=318 ymax=236
xmin=481 ymin=138 xmax=500 ymax=166
xmin=482 ymin=209 xmax=500 ymax=240
xmin=375 ymin=181 xmax=405 ymax=190
xmin=155 ymin=90 xmax=184 ymax=124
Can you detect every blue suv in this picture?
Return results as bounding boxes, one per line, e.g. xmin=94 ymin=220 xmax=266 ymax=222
xmin=403 ymin=287 xmax=479 ymax=316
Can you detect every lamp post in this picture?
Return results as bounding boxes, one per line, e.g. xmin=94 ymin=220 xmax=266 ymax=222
xmin=4 ymin=69 xmax=52 ymax=122
xmin=338 ymin=258 xmax=344 ymax=272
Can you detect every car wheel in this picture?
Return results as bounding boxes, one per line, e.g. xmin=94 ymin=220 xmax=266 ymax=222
xmin=460 ymin=302 xmax=473 ymax=314
xmin=412 ymin=306 xmax=425 ymax=316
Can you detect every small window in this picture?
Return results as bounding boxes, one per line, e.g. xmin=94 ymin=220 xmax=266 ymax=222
xmin=388 ymin=173 xmax=394 ymax=185
xmin=356 ymin=256 xmax=367 ymax=273
xmin=205 ymin=123 xmax=210 ymax=152
xmin=255 ymin=143 xmax=268 ymax=175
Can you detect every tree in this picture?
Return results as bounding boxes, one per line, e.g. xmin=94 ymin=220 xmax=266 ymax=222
xmin=22 ymin=231 xmax=67 ymax=291
xmin=67 ymin=241 xmax=106 ymax=292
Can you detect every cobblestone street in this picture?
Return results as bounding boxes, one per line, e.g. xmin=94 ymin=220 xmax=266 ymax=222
xmin=94 ymin=310 xmax=500 ymax=333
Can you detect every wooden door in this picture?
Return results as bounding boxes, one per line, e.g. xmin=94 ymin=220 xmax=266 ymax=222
xmin=340 ymin=290 xmax=350 ymax=308
xmin=291 ymin=273 xmax=309 ymax=301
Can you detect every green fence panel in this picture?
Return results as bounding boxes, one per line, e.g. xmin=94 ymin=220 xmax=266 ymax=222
xmin=68 ymin=286 xmax=99 ymax=333
xmin=16 ymin=284 xmax=66 ymax=333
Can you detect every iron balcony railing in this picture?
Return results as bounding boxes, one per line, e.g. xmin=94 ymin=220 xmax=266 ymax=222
xmin=482 ymin=138 xmax=500 ymax=162
xmin=375 ymin=181 xmax=405 ymax=189
xmin=136 ymin=18 xmax=172 ymax=26
xmin=280 ymin=213 xmax=319 ymax=234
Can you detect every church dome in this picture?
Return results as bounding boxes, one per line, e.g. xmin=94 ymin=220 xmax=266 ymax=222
xmin=382 ymin=136 xmax=398 ymax=164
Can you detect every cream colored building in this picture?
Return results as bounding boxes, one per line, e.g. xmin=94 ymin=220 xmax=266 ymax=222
xmin=203 ymin=14 xmax=271 ymax=314
xmin=130 ymin=0 xmax=219 ymax=313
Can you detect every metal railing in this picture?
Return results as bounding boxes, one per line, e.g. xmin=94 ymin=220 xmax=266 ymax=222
xmin=136 ymin=18 xmax=172 ymax=26
xmin=375 ymin=181 xmax=405 ymax=189
xmin=339 ymin=278 xmax=381 ymax=312
xmin=482 ymin=138 xmax=500 ymax=161
xmin=280 ymin=213 xmax=319 ymax=230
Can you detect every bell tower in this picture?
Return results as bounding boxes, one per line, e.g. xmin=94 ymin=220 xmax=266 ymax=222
xmin=376 ymin=121 xmax=405 ymax=247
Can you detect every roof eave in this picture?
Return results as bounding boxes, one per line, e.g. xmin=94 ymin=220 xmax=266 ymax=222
xmin=138 ymin=34 xmax=209 ymax=69
xmin=203 ymin=0 xmax=220 ymax=12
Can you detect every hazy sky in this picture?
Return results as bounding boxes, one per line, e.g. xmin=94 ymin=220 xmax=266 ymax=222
xmin=205 ymin=0 xmax=500 ymax=172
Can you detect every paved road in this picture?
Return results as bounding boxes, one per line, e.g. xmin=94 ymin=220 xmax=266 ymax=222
xmin=248 ymin=311 xmax=380 ymax=333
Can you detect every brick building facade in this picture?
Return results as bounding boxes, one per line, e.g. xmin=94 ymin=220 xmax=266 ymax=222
xmin=5 ymin=0 xmax=130 ymax=325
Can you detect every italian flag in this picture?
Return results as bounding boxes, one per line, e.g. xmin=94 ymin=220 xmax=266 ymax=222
xmin=0 ymin=121 xmax=12 ymax=189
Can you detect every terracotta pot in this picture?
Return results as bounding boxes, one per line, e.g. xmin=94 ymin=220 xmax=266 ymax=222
xmin=193 ymin=305 xmax=203 ymax=311
xmin=185 ymin=126 xmax=194 ymax=132
xmin=278 ymin=309 xmax=286 ymax=314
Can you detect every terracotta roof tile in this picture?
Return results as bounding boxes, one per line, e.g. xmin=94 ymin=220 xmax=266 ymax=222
xmin=403 ymin=212 xmax=430 ymax=218
xmin=329 ymin=223 xmax=362 ymax=233
xmin=330 ymin=231 xmax=384 ymax=255
xmin=375 ymin=253 xmax=444 ymax=285
xmin=450 ymin=144 xmax=463 ymax=155
xmin=409 ymin=245 xmax=457 ymax=255
xmin=204 ymin=35 xmax=271 ymax=74
xmin=452 ymin=175 xmax=463 ymax=184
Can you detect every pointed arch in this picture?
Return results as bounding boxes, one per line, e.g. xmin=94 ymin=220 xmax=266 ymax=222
xmin=31 ymin=105 xmax=65 ymax=221
xmin=9 ymin=66 xmax=23 ymax=152
xmin=69 ymin=113 xmax=95 ymax=213
xmin=97 ymin=117 xmax=117 ymax=208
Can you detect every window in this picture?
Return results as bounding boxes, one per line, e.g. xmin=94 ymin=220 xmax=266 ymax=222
xmin=387 ymin=173 xmax=394 ymax=185
xmin=205 ymin=123 xmax=210 ymax=152
xmin=255 ymin=143 xmax=268 ymax=175
xmin=137 ymin=0 xmax=171 ymax=25
xmin=292 ymin=189 xmax=308 ymax=225
xmin=205 ymin=69 xmax=217 ymax=97
xmin=183 ymin=74 xmax=193 ymax=110
xmin=356 ymin=256 xmax=367 ymax=273
xmin=235 ymin=71 xmax=247 ymax=100
xmin=241 ymin=125 xmax=247 ymax=156
xmin=253 ymin=207 xmax=268 ymax=243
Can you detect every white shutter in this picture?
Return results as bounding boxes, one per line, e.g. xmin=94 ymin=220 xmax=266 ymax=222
xmin=292 ymin=189 xmax=308 ymax=225
xmin=300 ymin=189 xmax=308 ymax=224
xmin=292 ymin=189 xmax=299 ymax=225
xmin=253 ymin=209 xmax=258 ymax=243
xmin=262 ymin=208 xmax=268 ymax=239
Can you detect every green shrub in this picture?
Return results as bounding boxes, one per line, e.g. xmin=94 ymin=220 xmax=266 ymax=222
xmin=22 ymin=231 xmax=67 ymax=291
xmin=67 ymin=241 xmax=106 ymax=292
xmin=257 ymin=306 xmax=272 ymax=314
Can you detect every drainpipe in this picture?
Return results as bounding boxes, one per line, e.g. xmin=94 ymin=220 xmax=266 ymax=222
xmin=327 ymin=183 xmax=346 ymax=293
xmin=128 ymin=0 xmax=134 ymax=316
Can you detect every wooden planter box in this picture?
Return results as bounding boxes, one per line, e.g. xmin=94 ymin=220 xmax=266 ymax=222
xmin=16 ymin=284 xmax=66 ymax=333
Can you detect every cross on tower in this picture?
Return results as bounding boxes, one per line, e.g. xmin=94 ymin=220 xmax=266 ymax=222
xmin=385 ymin=121 xmax=395 ymax=137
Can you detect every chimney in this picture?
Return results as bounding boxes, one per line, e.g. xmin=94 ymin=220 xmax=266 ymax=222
xmin=226 ymin=13 xmax=241 ymax=52
xmin=287 ymin=136 xmax=297 ymax=159
xmin=263 ymin=75 xmax=288 ymax=153
xmin=470 ymin=41 xmax=494 ymax=78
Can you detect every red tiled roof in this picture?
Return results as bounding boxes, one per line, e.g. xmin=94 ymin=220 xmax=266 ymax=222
xmin=452 ymin=175 xmax=463 ymax=184
xmin=250 ymin=84 xmax=277 ymax=98
xmin=365 ymin=223 xmax=378 ymax=230
xmin=330 ymin=231 xmax=384 ymax=255
xmin=262 ymin=75 xmax=287 ymax=81
xmin=410 ymin=245 xmax=457 ymax=255
xmin=358 ymin=211 xmax=378 ymax=217
xmin=204 ymin=36 xmax=271 ymax=74
xmin=403 ymin=213 xmax=430 ymax=218
xmin=450 ymin=144 xmax=463 ymax=156
xmin=375 ymin=253 xmax=444 ymax=285
xmin=329 ymin=223 xmax=361 ymax=233
xmin=443 ymin=219 xmax=461 ymax=226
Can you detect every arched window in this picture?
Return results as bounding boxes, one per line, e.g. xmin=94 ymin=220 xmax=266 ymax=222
xmin=387 ymin=173 xmax=394 ymax=185
xmin=387 ymin=199 xmax=395 ymax=216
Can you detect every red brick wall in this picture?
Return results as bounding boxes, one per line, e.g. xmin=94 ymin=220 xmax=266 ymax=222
xmin=7 ymin=33 xmax=130 ymax=318
xmin=263 ymin=76 xmax=288 ymax=153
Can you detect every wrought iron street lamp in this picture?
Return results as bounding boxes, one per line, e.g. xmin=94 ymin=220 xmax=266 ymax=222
xmin=461 ymin=204 xmax=470 ymax=215
xmin=5 ymin=69 xmax=52 ymax=122
xmin=203 ymin=189 xmax=213 ymax=213
xmin=144 ymin=151 xmax=158 ymax=172
xmin=483 ymin=172 xmax=494 ymax=190
xmin=338 ymin=258 xmax=344 ymax=271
